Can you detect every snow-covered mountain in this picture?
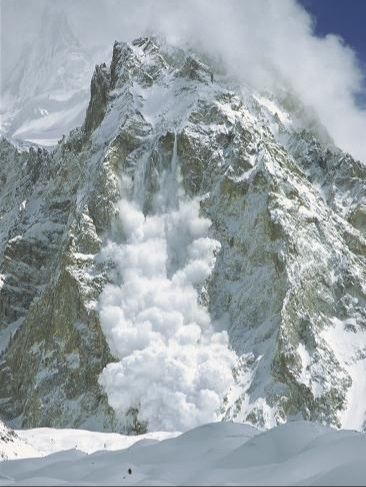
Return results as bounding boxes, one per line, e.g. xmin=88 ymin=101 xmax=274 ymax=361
xmin=0 ymin=36 xmax=365 ymax=434
xmin=0 ymin=7 xmax=109 ymax=147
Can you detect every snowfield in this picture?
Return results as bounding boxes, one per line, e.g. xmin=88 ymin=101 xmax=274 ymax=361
xmin=15 ymin=428 xmax=180 ymax=457
xmin=1 ymin=421 xmax=366 ymax=485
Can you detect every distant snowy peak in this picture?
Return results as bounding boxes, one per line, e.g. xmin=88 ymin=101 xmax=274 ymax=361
xmin=1 ymin=7 xmax=110 ymax=147
xmin=4 ymin=7 xmax=85 ymax=99
xmin=38 ymin=5 xmax=81 ymax=52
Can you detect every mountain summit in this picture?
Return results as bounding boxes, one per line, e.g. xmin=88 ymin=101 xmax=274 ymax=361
xmin=0 ymin=36 xmax=365 ymax=432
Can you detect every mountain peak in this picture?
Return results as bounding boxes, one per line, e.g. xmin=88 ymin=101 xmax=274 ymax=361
xmin=1 ymin=37 xmax=366 ymax=432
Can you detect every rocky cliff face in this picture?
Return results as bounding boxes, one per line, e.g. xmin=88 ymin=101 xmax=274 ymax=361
xmin=0 ymin=131 xmax=118 ymax=430
xmin=0 ymin=36 xmax=365 ymax=432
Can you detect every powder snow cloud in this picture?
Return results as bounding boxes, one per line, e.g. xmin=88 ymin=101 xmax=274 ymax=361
xmin=98 ymin=197 xmax=237 ymax=432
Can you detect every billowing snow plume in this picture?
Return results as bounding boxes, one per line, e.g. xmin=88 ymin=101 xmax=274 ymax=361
xmin=98 ymin=141 xmax=237 ymax=432
xmin=4 ymin=0 xmax=366 ymax=159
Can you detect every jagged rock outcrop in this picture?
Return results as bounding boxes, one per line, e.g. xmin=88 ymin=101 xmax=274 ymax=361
xmin=0 ymin=36 xmax=365 ymax=431
xmin=84 ymin=63 xmax=111 ymax=136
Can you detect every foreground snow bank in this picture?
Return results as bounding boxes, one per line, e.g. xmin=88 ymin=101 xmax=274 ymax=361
xmin=1 ymin=421 xmax=366 ymax=485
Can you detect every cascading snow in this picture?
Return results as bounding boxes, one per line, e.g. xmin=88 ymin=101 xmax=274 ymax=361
xmin=98 ymin=135 xmax=237 ymax=432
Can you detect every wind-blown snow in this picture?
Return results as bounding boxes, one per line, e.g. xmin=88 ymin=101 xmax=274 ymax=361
xmin=3 ymin=421 xmax=366 ymax=486
xmin=4 ymin=1 xmax=366 ymax=160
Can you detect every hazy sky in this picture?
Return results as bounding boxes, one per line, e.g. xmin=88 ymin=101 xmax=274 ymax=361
xmin=2 ymin=0 xmax=366 ymax=84
xmin=0 ymin=0 xmax=149 ymax=94
xmin=1 ymin=0 xmax=366 ymax=161
xmin=1 ymin=0 xmax=122 ymax=75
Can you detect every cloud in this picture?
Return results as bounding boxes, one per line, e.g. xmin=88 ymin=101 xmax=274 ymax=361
xmin=3 ymin=0 xmax=366 ymax=160
xmin=139 ymin=0 xmax=366 ymax=161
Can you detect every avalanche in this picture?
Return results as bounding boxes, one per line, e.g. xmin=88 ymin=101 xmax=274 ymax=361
xmin=98 ymin=132 xmax=237 ymax=432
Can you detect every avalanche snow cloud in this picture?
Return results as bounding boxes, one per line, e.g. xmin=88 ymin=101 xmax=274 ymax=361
xmin=2 ymin=0 xmax=366 ymax=161
xmin=98 ymin=199 xmax=236 ymax=432
xmin=97 ymin=141 xmax=237 ymax=432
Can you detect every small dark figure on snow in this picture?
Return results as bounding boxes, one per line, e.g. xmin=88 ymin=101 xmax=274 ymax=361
xmin=123 ymin=468 xmax=132 ymax=479
xmin=210 ymin=72 xmax=214 ymax=83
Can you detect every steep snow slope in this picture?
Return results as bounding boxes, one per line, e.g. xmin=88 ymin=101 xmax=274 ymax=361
xmin=2 ymin=421 xmax=366 ymax=485
xmin=0 ymin=7 xmax=109 ymax=146
xmin=0 ymin=36 xmax=365 ymax=432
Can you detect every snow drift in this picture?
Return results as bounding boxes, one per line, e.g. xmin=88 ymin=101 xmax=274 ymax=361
xmin=2 ymin=421 xmax=366 ymax=485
